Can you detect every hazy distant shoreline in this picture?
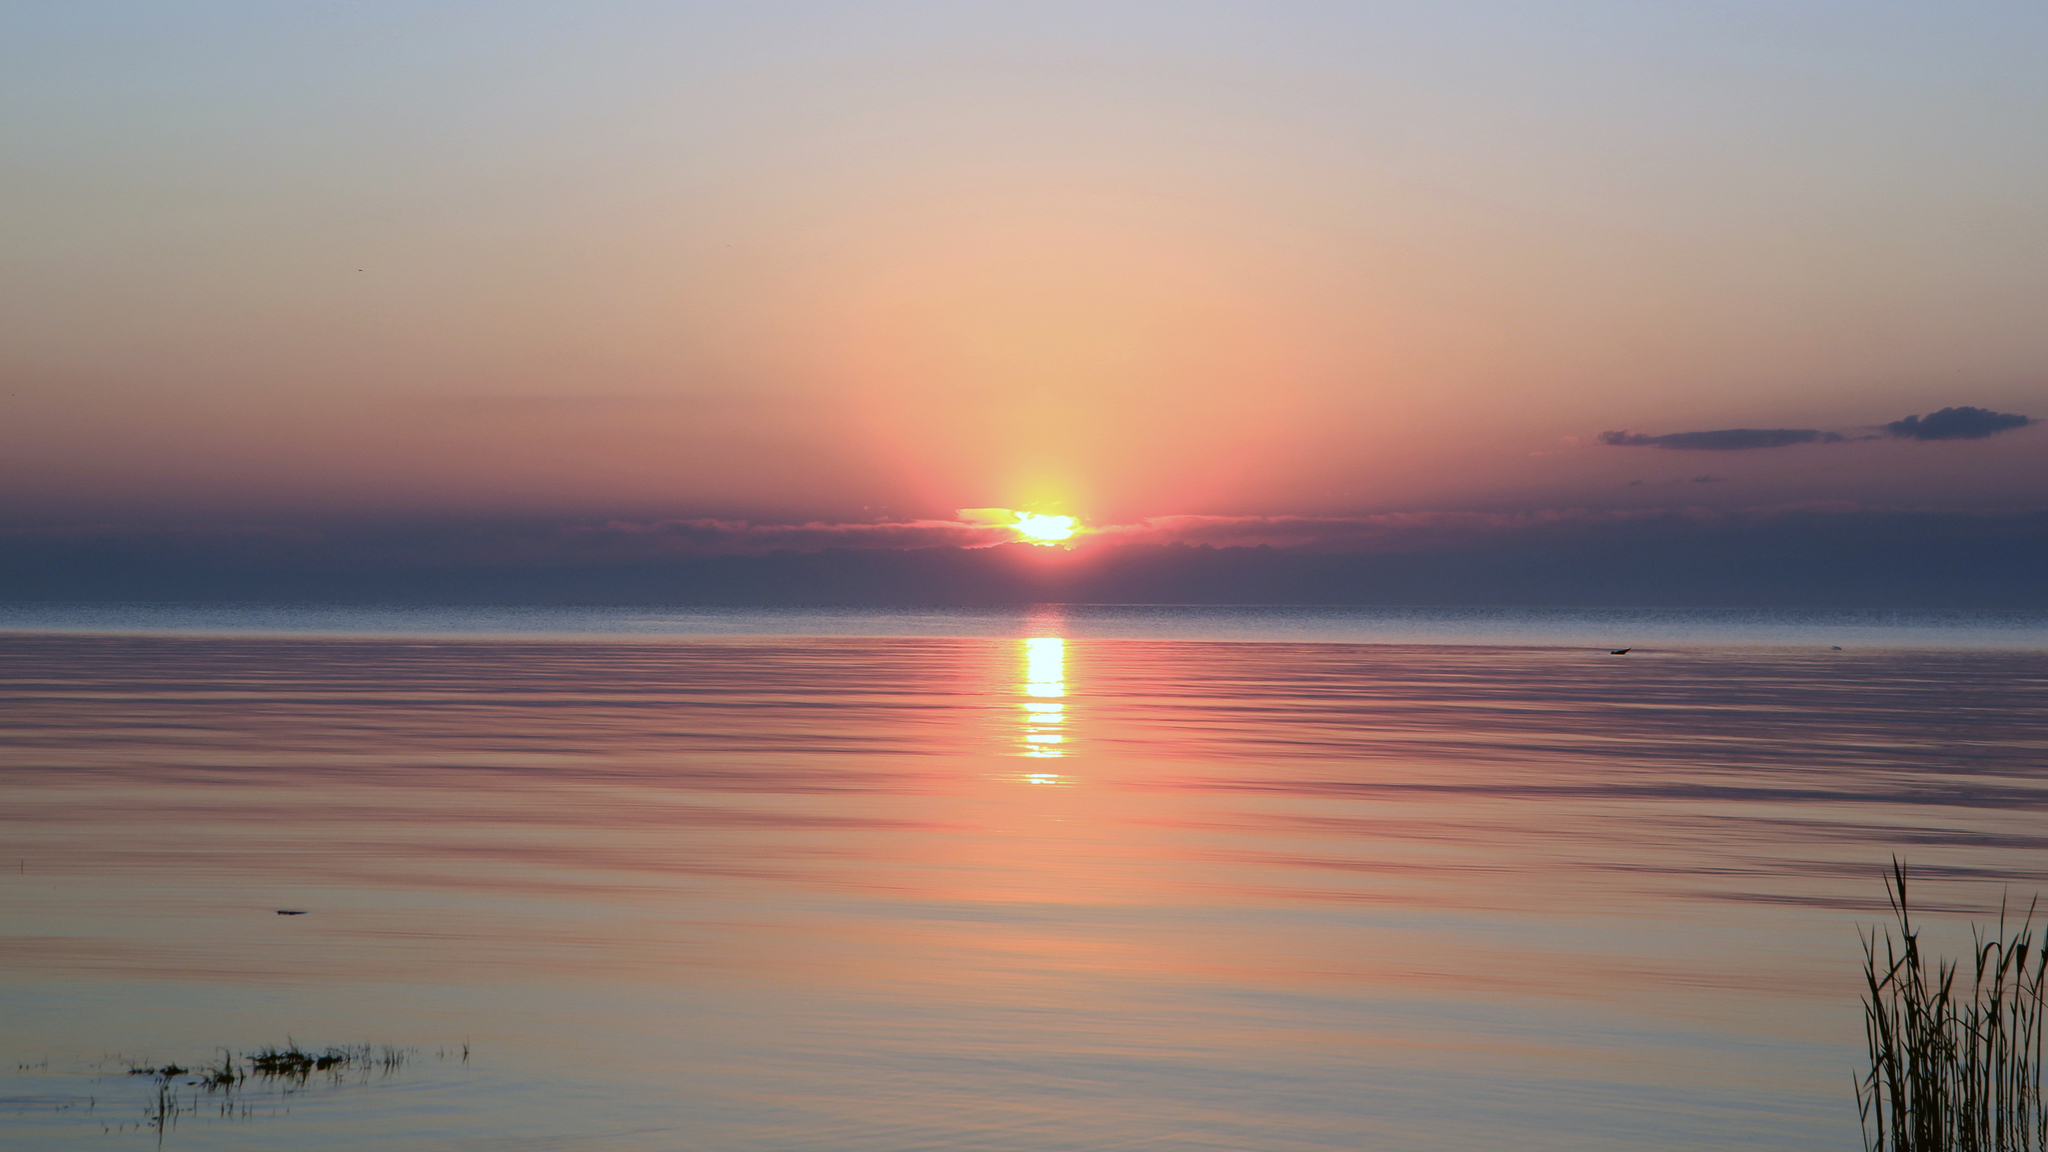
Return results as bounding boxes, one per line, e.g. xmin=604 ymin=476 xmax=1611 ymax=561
xmin=5 ymin=602 xmax=2045 ymax=650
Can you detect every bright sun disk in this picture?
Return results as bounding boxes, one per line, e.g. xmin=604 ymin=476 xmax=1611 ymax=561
xmin=1013 ymin=514 xmax=1077 ymax=544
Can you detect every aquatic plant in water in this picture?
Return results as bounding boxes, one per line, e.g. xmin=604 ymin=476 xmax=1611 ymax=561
xmin=120 ymin=1041 xmax=455 ymax=1136
xmin=1860 ymin=860 xmax=2048 ymax=1151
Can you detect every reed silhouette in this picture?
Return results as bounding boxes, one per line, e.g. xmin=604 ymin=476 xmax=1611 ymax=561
xmin=1860 ymin=860 xmax=2048 ymax=1151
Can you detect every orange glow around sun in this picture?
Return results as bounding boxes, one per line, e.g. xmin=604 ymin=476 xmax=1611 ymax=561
xmin=1012 ymin=513 xmax=1077 ymax=544
xmin=957 ymin=507 xmax=1081 ymax=545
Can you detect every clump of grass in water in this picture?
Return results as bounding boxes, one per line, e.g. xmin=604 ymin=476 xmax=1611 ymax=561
xmin=1859 ymin=860 xmax=2048 ymax=1151
xmin=124 ymin=1043 xmax=424 ymax=1136
xmin=246 ymin=1042 xmax=404 ymax=1082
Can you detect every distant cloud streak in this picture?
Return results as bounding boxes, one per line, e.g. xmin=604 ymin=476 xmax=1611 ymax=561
xmin=1600 ymin=404 xmax=2033 ymax=451
xmin=581 ymin=517 xmax=1014 ymax=555
xmin=1599 ymin=428 xmax=1842 ymax=450
xmin=1077 ymin=508 xmax=1719 ymax=552
xmin=0 ymin=506 xmax=1801 ymax=566
xmin=539 ymin=510 xmax=1686 ymax=558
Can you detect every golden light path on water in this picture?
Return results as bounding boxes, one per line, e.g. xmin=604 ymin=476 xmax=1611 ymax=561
xmin=1020 ymin=636 xmax=1065 ymax=775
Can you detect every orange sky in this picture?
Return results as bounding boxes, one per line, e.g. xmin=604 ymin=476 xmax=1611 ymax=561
xmin=2 ymin=3 xmax=2043 ymax=528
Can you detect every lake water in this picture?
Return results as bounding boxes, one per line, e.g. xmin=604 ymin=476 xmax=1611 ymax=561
xmin=5 ymin=605 xmax=2048 ymax=1150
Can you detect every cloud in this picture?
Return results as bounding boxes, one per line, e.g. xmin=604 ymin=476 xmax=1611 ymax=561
xmin=1598 ymin=403 xmax=2034 ymax=451
xmin=1884 ymin=406 xmax=2033 ymax=441
xmin=1599 ymin=428 xmax=1843 ymax=450
xmin=606 ymin=505 xmax=1883 ymax=557
xmin=579 ymin=517 xmax=1015 ymax=555
xmin=0 ymin=507 xmax=1734 ymax=572
xmin=1080 ymin=509 xmax=1691 ymax=552
xmin=955 ymin=508 xmax=1021 ymax=527
xmin=5 ymin=506 xmax=2046 ymax=608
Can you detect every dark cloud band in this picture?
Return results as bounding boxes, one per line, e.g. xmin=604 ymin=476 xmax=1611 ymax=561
xmin=3 ymin=507 xmax=2044 ymax=608
xmin=1601 ymin=405 xmax=2032 ymax=450
xmin=1600 ymin=428 xmax=1841 ymax=451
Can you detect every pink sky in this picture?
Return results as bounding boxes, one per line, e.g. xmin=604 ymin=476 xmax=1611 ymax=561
xmin=2 ymin=3 xmax=2042 ymax=535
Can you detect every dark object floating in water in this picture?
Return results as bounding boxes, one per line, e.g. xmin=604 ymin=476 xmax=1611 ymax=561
xmin=1609 ymin=648 xmax=1631 ymax=655
xmin=275 ymin=909 xmax=308 ymax=915
xmin=1833 ymin=646 xmax=1844 ymax=650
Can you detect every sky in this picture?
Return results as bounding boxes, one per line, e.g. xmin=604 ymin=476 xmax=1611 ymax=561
xmin=2 ymin=2 xmax=2043 ymax=601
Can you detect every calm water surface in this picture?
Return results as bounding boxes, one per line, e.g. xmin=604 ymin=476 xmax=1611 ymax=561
xmin=4 ymin=609 xmax=2047 ymax=1149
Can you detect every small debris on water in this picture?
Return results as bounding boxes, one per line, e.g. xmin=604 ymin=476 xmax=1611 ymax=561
xmin=275 ymin=909 xmax=308 ymax=915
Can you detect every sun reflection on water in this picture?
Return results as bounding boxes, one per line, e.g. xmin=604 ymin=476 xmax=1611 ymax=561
xmin=1019 ymin=636 xmax=1066 ymax=769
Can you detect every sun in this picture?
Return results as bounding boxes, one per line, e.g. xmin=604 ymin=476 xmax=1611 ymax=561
xmin=957 ymin=506 xmax=1081 ymax=545
xmin=1012 ymin=513 xmax=1077 ymax=544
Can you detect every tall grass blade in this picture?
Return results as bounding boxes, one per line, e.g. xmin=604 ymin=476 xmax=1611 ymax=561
xmin=1860 ymin=860 xmax=2048 ymax=1151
